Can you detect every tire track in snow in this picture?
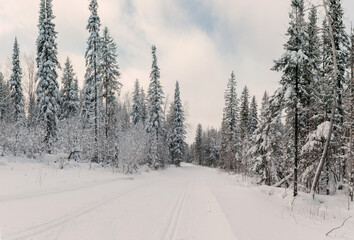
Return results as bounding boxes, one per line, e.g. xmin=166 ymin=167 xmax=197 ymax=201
xmin=161 ymin=183 xmax=189 ymax=240
xmin=2 ymin=179 xmax=164 ymax=240
xmin=0 ymin=177 xmax=134 ymax=202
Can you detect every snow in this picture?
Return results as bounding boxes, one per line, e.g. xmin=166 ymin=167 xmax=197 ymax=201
xmin=0 ymin=156 xmax=353 ymax=240
xmin=302 ymin=121 xmax=331 ymax=152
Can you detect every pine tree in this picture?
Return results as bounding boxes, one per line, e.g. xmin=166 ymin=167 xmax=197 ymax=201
xmin=9 ymin=38 xmax=25 ymax=123
xmin=36 ymin=0 xmax=60 ymax=153
xmin=100 ymin=26 xmax=122 ymax=137
xmin=60 ymin=57 xmax=79 ymax=119
xmin=81 ymin=0 xmax=101 ymax=162
xmin=146 ymin=45 xmax=164 ymax=168
xmin=131 ymin=79 xmax=141 ymax=125
xmin=169 ymin=81 xmax=186 ymax=166
xmin=248 ymin=96 xmax=258 ymax=134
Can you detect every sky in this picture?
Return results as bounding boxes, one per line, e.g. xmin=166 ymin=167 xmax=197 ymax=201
xmin=0 ymin=0 xmax=353 ymax=143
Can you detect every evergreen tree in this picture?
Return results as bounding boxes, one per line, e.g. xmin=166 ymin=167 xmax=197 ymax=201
xmin=300 ymin=7 xmax=331 ymax=194
xmin=248 ymin=96 xmax=258 ymax=134
xmin=249 ymin=91 xmax=284 ymax=185
xmin=328 ymin=0 xmax=350 ymax=125
xmin=272 ymin=0 xmax=308 ymax=196
xmin=81 ymin=0 xmax=101 ymax=162
xmin=0 ymin=73 xmax=9 ymax=121
xmin=317 ymin=19 xmax=333 ymax=124
xmin=146 ymin=45 xmax=164 ymax=168
xmin=208 ymin=129 xmax=220 ymax=167
xmin=139 ymin=88 xmax=147 ymax=125
xmin=220 ymin=71 xmax=241 ymax=171
xmin=305 ymin=6 xmax=321 ymax=131
xmin=35 ymin=0 xmax=60 ymax=153
xmin=60 ymin=57 xmax=79 ymax=119
xmin=249 ymin=92 xmax=269 ymax=183
xmin=240 ymin=86 xmax=250 ymax=139
xmin=131 ymin=79 xmax=141 ymax=125
xmin=194 ymin=123 xmax=203 ymax=165
xmin=168 ymin=81 xmax=186 ymax=166
xmin=9 ymin=38 xmax=25 ymax=123
xmin=328 ymin=0 xmax=350 ymax=188
xmin=146 ymin=45 xmax=164 ymax=137
xmin=100 ymin=26 xmax=122 ymax=137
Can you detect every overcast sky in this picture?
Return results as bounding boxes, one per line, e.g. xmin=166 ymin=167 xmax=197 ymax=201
xmin=0 ymin=0 xmax=353 ymax=143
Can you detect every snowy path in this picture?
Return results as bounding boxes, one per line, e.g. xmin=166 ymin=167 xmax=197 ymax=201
xmin=0 ymin=163 xmax=352 ymax=240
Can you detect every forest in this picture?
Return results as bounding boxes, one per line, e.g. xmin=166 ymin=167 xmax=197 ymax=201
xmin=0 ymin=0 xmax=353 ymax=201
xmin=190 ymin=0 xmax=354 ymax=200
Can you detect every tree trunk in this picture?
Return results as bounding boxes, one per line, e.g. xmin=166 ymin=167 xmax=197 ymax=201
xmin=349 ymin=31 xmax=354 ymax=202
xmin=310 ymin=0 xmax=338 ymax=198
xmin=294 ymin=63 xmax=299 ymax=197
xmin=93 ymin=41 xmax=99 ymax=164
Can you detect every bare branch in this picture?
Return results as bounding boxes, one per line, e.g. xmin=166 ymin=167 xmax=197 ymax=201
xmin=325 ymin=216 xmax=352 ymax=236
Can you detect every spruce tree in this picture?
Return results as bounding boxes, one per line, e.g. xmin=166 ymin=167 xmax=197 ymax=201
xmin=220 ymin=71 xmax=241 ymax=171
xmin=305 ymin=6 xmax=321 ymax=131
xmin=272 ymin=0 xmax=308 ymax=196
xmin=0 ymin=73 xmax=9 ymax=121
xmin=240 ymin=86 xmax=250 ymax=139
xmin=36 ymin=0 xmax=60 ymax=153
xmin=249 ymin=91 xmax=284 ymax=185
xmin=131 ymin=79 xmax=141 ymax=125
xmin=169 ymin=81 xmax=186 ymax=166
xmin=209 ymin=130 xmax=219 ymax=167
xmin=248 ymin=96 xmax=258 ymax=135
xmin=9 ymin=38 xmax=25 ymax=123
xmin=301 ymin=7 xmax=331 ymax=194
xmin=328 ymin=0 xmax=350 ymax=125
xmin=328 ymin=0 xmax=350 ymax=188
xmin=139 ymin=88 xmax=147 ymax=125
xmin=146 ymin=45 xmax=164 ymax=137
xmin=146 ymin=45 xmax=164 ymax=168
xmin=249 ymin=92 xmax=269 ymax=183
xmin=100 ymin=26 xmax=122 ymax=137
xmin=60 ymin=57 xmax=79 ymax=119
xmin=82 ymin=0 xmax=101 ymax=162
xmin=195 ymin=123 xmax=203 ymax=165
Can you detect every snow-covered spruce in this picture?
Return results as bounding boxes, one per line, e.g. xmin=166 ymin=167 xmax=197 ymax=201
xmin=146 ymin=45 xmax=165 ymax=169
xmin=59 ymin=57 xmax=79 ymax=120
xmin=9 ymin=37 xmax=25 ymax=124
xmin=167 ymin=81 xmax=186 ymax=167
xmin=35 ymin=0 xmax=60 ymax=154
xmin=81 ymin=0 xmax=101 ymax=162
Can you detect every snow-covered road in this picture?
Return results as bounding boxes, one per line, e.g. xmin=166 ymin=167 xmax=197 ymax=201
xmin=0 ymin=163 xmax=352 ymax=240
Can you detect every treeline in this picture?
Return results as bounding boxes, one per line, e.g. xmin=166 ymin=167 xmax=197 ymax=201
xmin=0 ymin=0 xmax=186 ymax=172
xmin=190 ymin=0 xmax=354 ymax=197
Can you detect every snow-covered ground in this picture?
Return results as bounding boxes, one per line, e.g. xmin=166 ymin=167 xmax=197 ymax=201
xmin=0 ymin=156 xmax=353 ymax=240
